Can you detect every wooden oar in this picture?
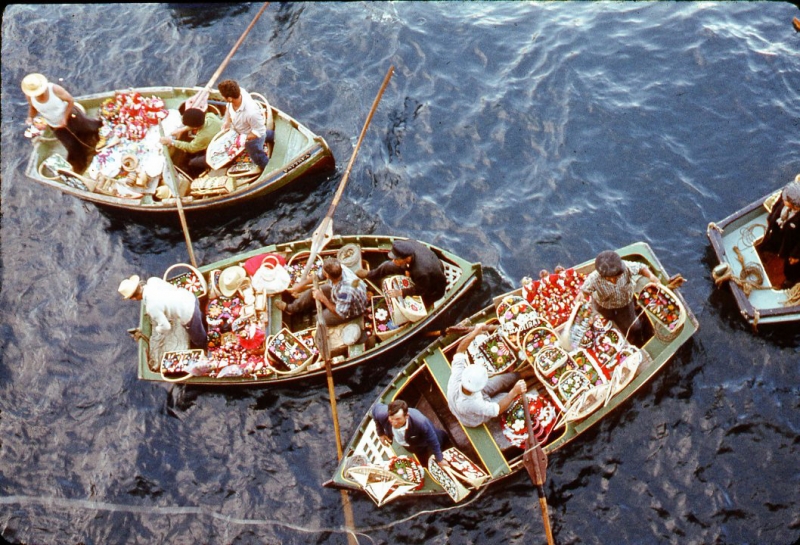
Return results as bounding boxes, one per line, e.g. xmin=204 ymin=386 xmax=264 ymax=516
xmin=299 ymin=65 xmax=395 ymax=282
xmin=312 ymin=275 xmax=344 ymax=460
xmin=522 ymin=394 xmax=556 ymax=545
xmin=184 ymin=2 xmax=270 ymax=110
xmin=159 ymin=122 xmax=197 ymax=268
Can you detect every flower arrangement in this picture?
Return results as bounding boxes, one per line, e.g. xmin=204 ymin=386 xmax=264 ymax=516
xmin=637 ymin=285 xmax=682 ymax=331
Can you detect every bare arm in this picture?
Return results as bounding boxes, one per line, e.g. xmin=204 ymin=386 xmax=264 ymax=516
xmin=455 ymin=323 xmax=490 ymax=354
xmin=51 ymin=84 xmax=74 ymax=128
xmin=496 ymin=380 xmax=527 ymax=414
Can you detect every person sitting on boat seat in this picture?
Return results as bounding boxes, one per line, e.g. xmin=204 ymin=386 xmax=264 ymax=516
xmin=160 ymin=107 xmax=222 ymax=178
xmin=218 ymin=79 xmax=274 ymax=172
xmin=447 ymin=324 xmax=529 ymax=428
xmin=758 ymin=177 xmax=800 ymax=289
xmin=275 ymin=258 xmax=367 ymax=327
xmin=574 ymin=250 xmax=661 ymax=347
xmin=357 ymin=239 xmax=447 ymax=308
xmin=118 ymin=275 xmax=207 ymax=349
xmin=22 ymin=73 xmax=102 ymax=173
xmin=372 ymin=399 xmax=450 ymax=467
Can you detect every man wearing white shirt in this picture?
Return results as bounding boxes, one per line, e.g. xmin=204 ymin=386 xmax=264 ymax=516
xmin=218 ymin=79 xmax=273 ymax=171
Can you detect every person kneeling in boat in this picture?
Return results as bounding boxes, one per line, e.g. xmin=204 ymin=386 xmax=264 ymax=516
xmin=22 ymin=73 xmax=102 ymax=173
xmin=160 ymin=107 xmax=221 ymax=178
xmin=118 ymin=275 xmax=207 ymax=349
xmin=575 ymin=250 xmax=661 ymax=347
xmin=372 ymin=399 xmax=450 ymax=467
xmin=275 ymin=258 xmax=367 ymax=327
xmin=758 ymin=178 xmax=800 ymax=289
xmin=218 ymin=79 xmax=274 ymax=173
xmin=447 ymin=324 xmax=529 ymax=428
xmin=357 ymin=239 xmax=447 ymax=308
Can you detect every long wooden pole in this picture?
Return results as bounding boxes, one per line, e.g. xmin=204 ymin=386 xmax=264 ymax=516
xmin=301 ymin=65 xmax=395 ymax=281
xmin=159 ymin=123 xmax=197 ymax=268
xmin=312 ymin=275 xmax=344 ymax=459
xmin=523 ymin=396 xmax=556 ymax=545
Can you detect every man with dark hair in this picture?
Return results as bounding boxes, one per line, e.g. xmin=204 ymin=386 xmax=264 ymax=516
xmin=218 ymin=79 xmax=273 ymax=171
xmin=276 ymin=258 xmax=367 ymax=326
xmin=574 ymin=250 xmax=661 ymax=346
xmin=758 ymin=177 xmax=800 ymax=289
xmin=357 ymin=239 xmax=447 ymax=308
xmin=160 ymin=107 xmax=222 ymax=177
xmin=371 ymin=399 xmax=450 ymax=466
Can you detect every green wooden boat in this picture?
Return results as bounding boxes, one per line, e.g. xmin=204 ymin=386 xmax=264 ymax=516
xmin=24 ymin=86 xmax=334 ymax=213
xmin=325 ymin=242 xmax=698 ymax=506
xmin=707 ymin=190 xmax=800 ymax=325
xmin=134 ymin=235 xmax=482 ymax=385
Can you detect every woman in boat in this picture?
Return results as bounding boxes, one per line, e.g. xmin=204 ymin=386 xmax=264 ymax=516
xmin=22 ymin=73 xmax=102 ymax=173
xmin=218 ymin=79 xmax=273 ymax=172
xmin=357 ymin=239 xmax=447 ymax=308
xmin=758 ymin=178 xmax=800 ymax=289
xmin=371 ymin=399 xmax=450 ymax=467
xmin=446 ymin=324 xmax=529 ymax=428
xmin=160 ymin=107 xmax=222 ymax=178
xmin=575 ymin=250 xmax=661 ymax=347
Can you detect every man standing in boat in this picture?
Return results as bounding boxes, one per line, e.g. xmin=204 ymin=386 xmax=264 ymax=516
xmin=371 ymin=399 xmax=450 ymax=467
xmin=357 ymin=239 xmax=447 ymax=308
xmin=758 ymin=178 xmax=800 ymax=289
xmin=118 ymin=275 xmax=207 ymax=349
xmin=575 ymin=250 xmax=662 ymax=347
xmin=275 ymin=258 xmax=367 ymax=327
xmin=160 ymin=107 xmax=222 ymax=178
xmin=218 ymin=79 xmax=273 ymax=172
xmin=447 ymin=324 xmax=529 ymax=428
xmin=21 ymin=73 xmax=102 ymax=173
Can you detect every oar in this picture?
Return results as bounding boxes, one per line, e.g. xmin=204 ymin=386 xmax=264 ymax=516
xmin=312 ymin=274 xmax=344 ymax=460
xmin=185 ymin=2 xmax=270 ymax=109
xmin=522 ymin=393 xmax=556 ymax=545
xmin=299 ymin=65 xmax=395 ymax=282
xmin=159 ymin=122 xmax=197 ymax=268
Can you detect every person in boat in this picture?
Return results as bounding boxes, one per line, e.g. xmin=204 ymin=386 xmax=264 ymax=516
xmin=218 ymin=79 xmax=274 ymax=172
xmin=575 ymin=250 xmax=661 ymax=347
xmin=447 ymin=324 xmax=529 ymax=428
xmin=758 ymin=178 xmax=800 ymax=289
xmin=22 ymin=73 xmax=102 ymax=173
xmin=118 ymin=275 xmax=207 ymax=349
xmin=357 ymin=239 xmax=447 ymax=308
xmin=159 ymin=107 xmax=222 ymax=178
xmin=275 ymin=258 xmax=367 ymax=327
xmin=371 ymin=399 xmax=451 ymax=467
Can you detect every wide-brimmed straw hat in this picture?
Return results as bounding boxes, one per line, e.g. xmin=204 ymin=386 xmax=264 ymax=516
xmin=21 ymin=73 xmax=48 ymax=97
xmin=218 ymin=265 xmax=246 ymax=297
xmin=118 ymin=275 xmax=141 ymax=299
xmin=462 ymin=364 xmax=488 ymax=393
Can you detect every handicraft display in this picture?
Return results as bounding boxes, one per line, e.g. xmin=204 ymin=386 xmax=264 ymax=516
xmin=501 ymin=391 xmax=558 ymax=448
xmin=467 ymin=332 xmax=518 ymax=375
xmin=637 ymin=283 xmax=684 ymax=340
xmin=522 ymin=267 xmax=586 ymax=327
xmin=266 ymin=329 xmax=314 ymax=372
xmin=387 ymin=456 xmax=425 ymax=490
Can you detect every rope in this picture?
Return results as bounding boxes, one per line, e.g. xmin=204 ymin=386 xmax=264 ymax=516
xmin=711 ymin=245 xmax=768 ymax=296
xmin=784 ymin=283 xmax=800 ymax=306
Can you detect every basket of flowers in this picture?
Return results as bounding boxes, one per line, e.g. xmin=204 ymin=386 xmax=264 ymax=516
xmin=636 ymin=283 xmax=685 ymax=342
xmin=265 ymin=328 xmax=315 ymax=375
xmin=164 ymin=263 xmax=207 ymax=298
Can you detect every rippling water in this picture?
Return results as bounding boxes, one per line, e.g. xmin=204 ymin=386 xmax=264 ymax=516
xmin=2 ymin=3 xmax=800 ymax=544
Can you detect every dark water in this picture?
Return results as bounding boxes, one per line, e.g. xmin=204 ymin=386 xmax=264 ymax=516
xmin=2 ymin=3 xmax=800 ymax=544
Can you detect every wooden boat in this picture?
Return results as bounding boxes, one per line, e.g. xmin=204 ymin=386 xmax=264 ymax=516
xmin=24 ymin=86 xmax=334 ymax=213
xmin=134 ymin=235 xmax=482 ymax=385
xmin=707 ymin=190 xmax=800 ymax=325
xmin=325 ymin=242 xmax=698 ymax=507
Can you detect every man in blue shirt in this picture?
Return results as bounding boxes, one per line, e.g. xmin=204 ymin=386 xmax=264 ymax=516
xmin=372 ymin=399 xmax=450 ymax=466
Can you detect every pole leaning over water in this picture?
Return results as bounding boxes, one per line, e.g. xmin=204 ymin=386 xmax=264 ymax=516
xmin=523 ymin=393 xmax=556 ymax=545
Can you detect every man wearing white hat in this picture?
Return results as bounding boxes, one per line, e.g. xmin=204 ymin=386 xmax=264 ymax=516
xmin=446 ymin=324 xmax=528 ymax=428
xmin=21 ymin=73 xmax=102 ymax=173
xmin=119 ymin=275 xmax=206 ymax=348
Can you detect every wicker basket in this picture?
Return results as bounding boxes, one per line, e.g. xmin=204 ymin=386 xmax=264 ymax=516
xmin=164 ymin=263 xmax=207 ymax=298
xmin=264 ymin=328 xmax=316 ymax=376
xmin=636 ymin=282 xmax=686 ymax=342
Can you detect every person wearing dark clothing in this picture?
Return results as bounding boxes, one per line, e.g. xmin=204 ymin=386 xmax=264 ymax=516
xmin=371 ymin=399 xmax=450 ymax=465
xmin=759 ymin=178 xmax=800 ymax=288
xmin=358 ymin=239 xmax=447 ymax=308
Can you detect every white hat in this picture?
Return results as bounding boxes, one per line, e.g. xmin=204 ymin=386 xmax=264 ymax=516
xmin=118 ymin=275 xmax=141 ymax=299
xmin=21 ymin=73 xmax=48 ymax=97
xmin=462 ymin=364 xmax=488 ymax=393
xmin=218 ymin=265 xmax=246 ymax=297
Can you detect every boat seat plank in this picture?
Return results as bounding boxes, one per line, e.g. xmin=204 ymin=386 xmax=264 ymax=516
xmin=425 ymin=348 xmax=510 ymax=477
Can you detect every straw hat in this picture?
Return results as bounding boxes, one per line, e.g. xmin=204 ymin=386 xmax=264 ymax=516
xmin=462 ymin=364 xmax=488 ymax=393
xmin=118 ymin=275 xmax=141 ymax=299
xmin=218 ymin=265 xmax=246 ymax=297
xmin=21 ymin=73 xmax=48 ymax=97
